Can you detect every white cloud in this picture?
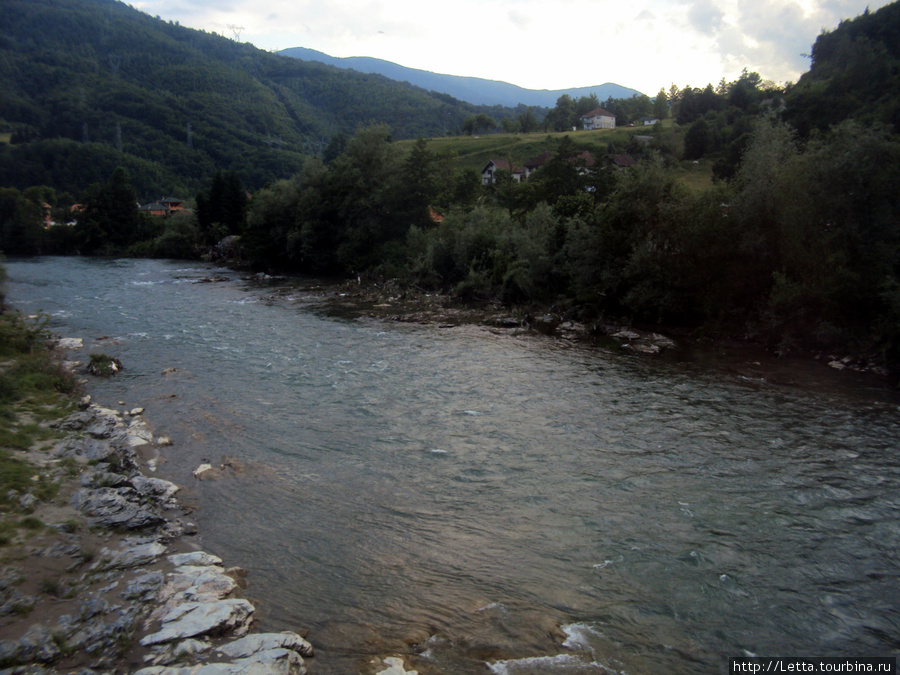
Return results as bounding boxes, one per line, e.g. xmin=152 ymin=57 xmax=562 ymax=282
xmin=130 ymin=0 xmax=892 ymax=95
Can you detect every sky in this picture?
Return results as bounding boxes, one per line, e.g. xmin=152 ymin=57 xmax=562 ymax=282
xmin=130 ymin=0 xmax=890 ymax=95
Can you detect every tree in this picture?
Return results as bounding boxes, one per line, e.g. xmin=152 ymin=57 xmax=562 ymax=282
xmin=518 ymin=108 xmax=539 ymax=133
xmin=462 ymin=114 xmax=496 ymax=135
xmin=400 ymin=138 xmax=441 ymax=227
xmin=683 ymin=119 xmax=710 ymax=159
xmin=653 ymin=89 xmax=669 ymax=120
xmin=0 ymin=188 xmax=43 ymax=256
xmin=544 ymin=95 xmax=577 ymax=132
xmin=196 ymin=171 xmax=248 ymax=243
xmin=530 ymin=136 xmax=584 ymax=205
xmin=75 ymin=167 xmax=148 ymax=254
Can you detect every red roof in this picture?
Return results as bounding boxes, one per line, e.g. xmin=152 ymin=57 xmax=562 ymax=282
xmin=574 ymin=151 xmax=596 ymax=167
xmin=524 ymin=151 xmax=554 ymax=169
xmin=611 ymin=154 xmax=636 ymax=167
xmin=581 ymin=107 xmax=616 ymax=119
xmin=484 ymin=159 xmax=523 ymax=174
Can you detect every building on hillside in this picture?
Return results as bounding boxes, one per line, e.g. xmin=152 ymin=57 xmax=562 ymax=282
xmin=159 ymin=196 xmax=184 ymax=211
xmin=580 ymin=107 xmax=616 ymax=130
xmin=610 ymin=154 xmax=637 ymax=169
xmin=139 ymin=196 xmax=187 ymax=217
xmin=523 ymin=151 xmax=553 ymax=179
xmin=573 ymin=151 xmax=596 ymax=174
xmin=481 ymin=159 xmax=524 ymax=185
xmin=139 ymin=202 xmax=171 ymax=217
xmin=638 ymin=116 xmax=660 ymax=126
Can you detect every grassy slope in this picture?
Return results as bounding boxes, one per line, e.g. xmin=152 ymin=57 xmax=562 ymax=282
xmin=395 ymin=121 xmax=716 ymax=191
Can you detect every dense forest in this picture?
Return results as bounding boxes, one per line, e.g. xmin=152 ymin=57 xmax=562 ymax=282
xmin=2 ymin=0 xmax=900 ymax=369
xmin=0 ymin=0 xmax=516 ymax=198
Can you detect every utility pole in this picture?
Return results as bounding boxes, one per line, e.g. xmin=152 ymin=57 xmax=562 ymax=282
xmin=227 ymin=24 xmax=244 ymax=41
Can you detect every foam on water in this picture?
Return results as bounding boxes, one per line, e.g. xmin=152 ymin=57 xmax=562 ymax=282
xmin=487 ymin=653 xmax=606 ymax=674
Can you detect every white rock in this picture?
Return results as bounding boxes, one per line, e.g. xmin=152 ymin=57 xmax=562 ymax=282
xmin=127 ymin=418 xmax=154 ymax=446
xmin=193 ymin=463 xmax=216 ymax=479
xmin=94 ymin=542 xmax=167 ymax=570
xmin=376 ymin=656 xmax=419 ymax=675
xmin=57 ymin=337 xmax=83 ymax=349
xmin=169 ymin=551 xmax=223 ymax=567
xmin=140 ymin=599 xmax=255 ymax=646
xmin=131 ymin=476 xmax=180 ymax=500
xmin=217 ymin=632 xmax=314 ymax=659
xmin=134 ymin=647 xmax=305 ymax=674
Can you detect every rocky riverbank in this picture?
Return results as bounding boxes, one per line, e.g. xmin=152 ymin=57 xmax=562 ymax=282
xmin=0 ymin=391 xmax=315 ymax=673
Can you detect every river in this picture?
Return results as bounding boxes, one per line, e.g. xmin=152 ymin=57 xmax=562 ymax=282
xmin=5 ymin=257 xmax=900 ymax=674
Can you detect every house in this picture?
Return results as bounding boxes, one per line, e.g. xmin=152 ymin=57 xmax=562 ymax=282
xmin=638 ymin=116 xmax=660 ymax=126
xmin=139 ymin=202 xmax=171 ymax=217
xmin=158 ymin=196 xmax=184 ymax=211
xmin=573 ymin=151 xmax=596 ymax=174
xmin=481 ymin=159 xmax=524 ymax=185
xmin=580 ymin=107 xmax=616 ymax=131
xmin=610 ymin=154 xmax=637 ymax=169
xmin=139 ymin=196 xmax=187 ymax=217
xmin=523 ymin=151 xmax=553 ymax=179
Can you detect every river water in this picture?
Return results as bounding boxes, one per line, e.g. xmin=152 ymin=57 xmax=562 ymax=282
xmin=6 ymin=257 xmax=900 ymax=674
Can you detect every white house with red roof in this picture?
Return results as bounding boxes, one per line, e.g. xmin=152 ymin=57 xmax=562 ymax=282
xmin=481 ymin=159 xmax=524 ymax=185
xmin=579 ymin=107 xmax=616 ymax=131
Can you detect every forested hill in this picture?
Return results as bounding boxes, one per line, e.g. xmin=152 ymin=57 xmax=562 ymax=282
xmin=279 ymin=46 xmax=642 ymax=107
xmin=0 ymin=0 xmax=493 ymax=198
xmin=784 ymin=1 xmax=900 ymax=135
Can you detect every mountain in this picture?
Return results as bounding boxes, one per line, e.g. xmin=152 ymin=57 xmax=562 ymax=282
xmin=0 ymin=0 xmax=494 ymax=198
xmin=279 ymin=47 xmax=644 ymax=107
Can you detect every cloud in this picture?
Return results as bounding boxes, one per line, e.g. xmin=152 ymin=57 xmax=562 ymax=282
xmin=688 ymin=0 xmax=725 ymax=32
xmin=129 ymin=0 xmax=893 ymax=95
xmin=508 ymin=9 xmax=531 ymax=29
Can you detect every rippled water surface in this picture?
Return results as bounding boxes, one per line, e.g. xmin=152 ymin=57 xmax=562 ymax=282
xmin=7 ymin=257 xmax=900 ymax=674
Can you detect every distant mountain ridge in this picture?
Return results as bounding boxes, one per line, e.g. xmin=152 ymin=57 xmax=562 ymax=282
xmin=279 ymin=47 xmax=644 ymax=107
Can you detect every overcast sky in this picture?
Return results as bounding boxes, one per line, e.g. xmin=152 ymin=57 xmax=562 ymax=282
xmin=130 ymin=0 xmax=888 ymax=95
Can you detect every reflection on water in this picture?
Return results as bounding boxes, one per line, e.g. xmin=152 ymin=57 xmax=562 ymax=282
xmin=7 ymin=257 xmax=900 ymax=674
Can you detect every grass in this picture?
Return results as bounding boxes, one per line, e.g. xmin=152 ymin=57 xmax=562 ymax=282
xmin=396 ymin=126 xmax=655 ymax=175
xmin=0 ymin=308 xmax=77 ymax=541
xmin=675 ymin=157 xmax=718 ymax=191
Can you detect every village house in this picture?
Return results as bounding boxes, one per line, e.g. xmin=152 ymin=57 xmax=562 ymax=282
xmin=481 ymin=159 xmax=524 ymax=185
xmin=579 ymin=107 xmax=616 ymax=131
xmin=138 ymin=196 xmax=187 ymax=216
xmin=159 ymin=196 xmax=184 ymax=211
xmin=611 ymin=154 xmax=637 ymax=169
xmin=483 ymin=149 xmax=632 ymax=187
xmin=523 ymin=151 xmax=553 ymax=179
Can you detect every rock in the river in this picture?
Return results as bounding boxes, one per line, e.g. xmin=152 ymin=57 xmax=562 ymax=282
xmin=57 ymin=337 xmax=83 ymax=350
